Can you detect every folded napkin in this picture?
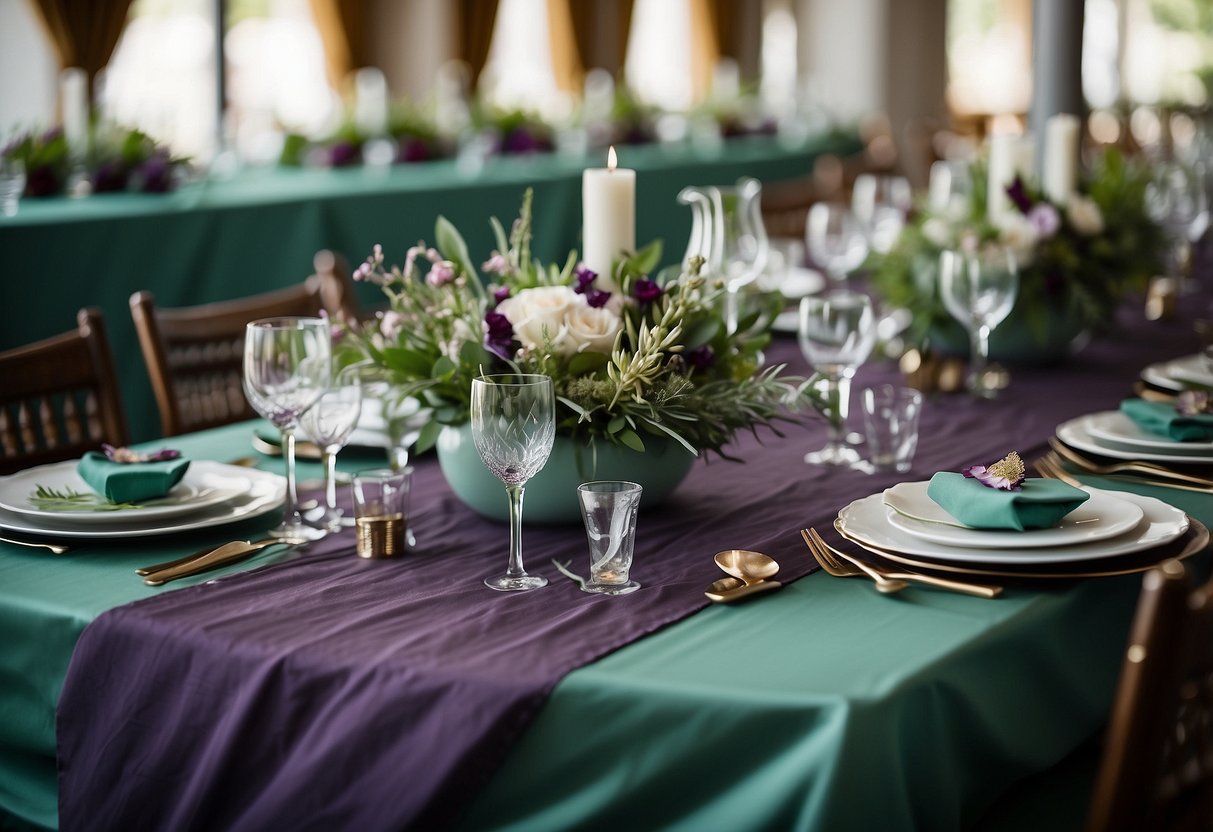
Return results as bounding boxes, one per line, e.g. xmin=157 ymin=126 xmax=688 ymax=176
xmin=77 ymin=452 xmax=190 ymax=503
xmin=1120 ymin=398 xmax=1213 ymax=442
xmin=926 ymin=472 xmax=1090 ymax=531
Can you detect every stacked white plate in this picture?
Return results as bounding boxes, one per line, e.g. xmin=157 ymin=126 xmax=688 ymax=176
xmin=1055 ymin=410 xmax=1213 ymax=464
xmin=0 ymin=460 xmax=286 ymax=539
xmin=833 ymin=480 xmax=1190 ymax=573
xmin=1141 ymin=352 xmax=1213 ymax=392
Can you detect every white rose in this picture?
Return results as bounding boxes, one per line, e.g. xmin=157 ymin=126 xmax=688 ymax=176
xmin=994 ymin=212 xmax=1039 ymax=269
xmin=922 ymin=218 xmax=953 ymax=248
xmin=1066 ymin=195 xmax=1104 ymax=236
xmin=564 ymin=303 xmax=622 ymax=356
xmin=496 ymin=285 xmax=579 ymax=353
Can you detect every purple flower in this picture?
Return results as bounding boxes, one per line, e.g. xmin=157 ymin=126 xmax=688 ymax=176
xmin=962 ymin=451 xmax=1025 ymax=491
xmin=585 ymin=289 xmax=611 ymax=308
xmin=90 ymin=160 xmax=128 ymax=193
xmin=493 ymin=285 xmax=511 ymax=305
xmin=574 ymin=264 xmax=598 ymax=289
xmin=633 ymin=278 xmax=663 ymax=305
xmin=102 ymin=444 xmax=181 ymax=463
xmin=136 ymin=151 xmax=172 ymax=193
xmin=1176 ymin=390 xmax=1212 ymax=415
xmin=1006 ymin=176 xmax=1033 ymax=214
xmin=483 ymin=311 xmax=515 ymax=360
xmin=1027 ymin=203 xmax=1061 ymax=238
xmin=328 ymin=141 xmax=361 ymax=167
xmin=426 ymin=261 xmax=457 ymax=286
xmin=686 ymin=345 xmax=715 ymax=370
xmin=573 ymin=264 xmax=611 ymax=308
xmin=396 ymin=137 xmax=431 ymax=163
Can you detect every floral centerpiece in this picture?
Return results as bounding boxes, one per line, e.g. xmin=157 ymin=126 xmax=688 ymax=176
xmin=336 ymin=190 xmax=813 ymax=518
xmin=3 ymin=124 xmax=188 ymax=196
xmin=3 ymin=128 xmax=69 ymax=196
xmin=869 ymin=148 xmax=1166 ymax=360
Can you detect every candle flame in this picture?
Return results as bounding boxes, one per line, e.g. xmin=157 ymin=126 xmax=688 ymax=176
xmin=607 ymin=146 xmax=617 ymax=172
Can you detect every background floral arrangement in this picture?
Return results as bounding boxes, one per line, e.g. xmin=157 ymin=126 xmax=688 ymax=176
xmin=336 ymin=189 xmax=812 ymax=458
xmin=869 ymin=148 xmax=1166 ymax=346
xmin=3 ymin=123 xmax=189 ymax=196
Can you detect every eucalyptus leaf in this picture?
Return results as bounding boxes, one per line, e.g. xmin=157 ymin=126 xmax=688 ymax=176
xmin=413 ymin=419 xmax=443 ymax=455
xmin=618 ymin=429 xmax=645 ymax=453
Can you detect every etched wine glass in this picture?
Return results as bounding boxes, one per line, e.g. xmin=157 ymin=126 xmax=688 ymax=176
xmin=939 ymin=245 xmax=1019 ymax=399
xmin=300 ymin=363 xmax=363 ymax=531
xmin=471 ymin=374 xmax=556 ymax=591
xmin=806 ymin=202 xmax=869 ymax=282
xmin=798 ymin=291 xmax=877 ymax=467
xmin=243 ymin=317 xmax=332 ymax=541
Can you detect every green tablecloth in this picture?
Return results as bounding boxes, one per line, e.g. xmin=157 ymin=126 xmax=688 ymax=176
xmin=1 ymin=421 xmax=1203 ymax=831
xmin=0 ymin=134 xmax=856 ymax=442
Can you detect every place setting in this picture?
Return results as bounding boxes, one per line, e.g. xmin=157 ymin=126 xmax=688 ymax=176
xmin=813 ymin=450 xmax=1207 ymax=586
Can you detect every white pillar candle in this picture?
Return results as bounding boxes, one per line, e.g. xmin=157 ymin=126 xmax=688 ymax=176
xmin=582 ymin=146 xmax=636 ymax=292
xmin=354 ymin=67 xmax=388 ymax=137
xmin=986 ymin=129 xmax=1018 ymax=223
xmin=60 ymin=67 xmax=89 ymax=154
xmin=1042 ymin=113 xmax=1080 ymax=205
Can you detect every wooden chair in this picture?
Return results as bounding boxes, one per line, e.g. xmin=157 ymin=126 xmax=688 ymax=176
xmin=130 ymin=279 xmax=330 ymax=437
xmin=0 ymin=308 xmax=129 ymax=475
xmin=1086 ymin=558 xmax=1213 ymax=832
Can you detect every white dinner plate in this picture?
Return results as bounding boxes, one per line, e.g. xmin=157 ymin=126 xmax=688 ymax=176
xmin=0 ymin=464 xmax=285 ymax=539
xmin=881 ymin=480 xmax=1143 ymax=549
xmin=1056 ymin=413 xmax=1213 ymax=464
xmin=837 ymin=487 xmax=1187 ymax=565
xmin=1141 ymin=353 xmax=1209 ymax=392
xmin=0 ymin=460 xmax=247 ymax=524
xmin=1083 ymin=410 xmax=1213 ymax=456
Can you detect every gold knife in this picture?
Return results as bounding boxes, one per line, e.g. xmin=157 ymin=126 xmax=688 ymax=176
xmin=142 ymin=538 xmax=290 ymax=586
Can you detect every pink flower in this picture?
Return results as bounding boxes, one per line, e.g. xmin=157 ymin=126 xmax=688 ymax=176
xmin=379 ymin=311 xmax=406 ymax=341
xmin=1027 ymin=204 xmax=1061 ymax=239
xmin=482 ymin=252 xmax=511 ymax=274
xmin=426 ymin=261 xmax=457 ymax=286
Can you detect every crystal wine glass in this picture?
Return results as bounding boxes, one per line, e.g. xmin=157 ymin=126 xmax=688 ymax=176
xmin=939 ymin=246 xmax=1019 ymax=399
xmin=471 ymin=374 xmax=556 ymax=592
xmin=851 ymin=174 xmax=912 ymax=254
xmin=806 ymin=202 xmax=869 ymax=282
xmin=300 ymin=363 xmax=363 ymax=531
xmin=1145 ymin=160 xmax=1209 ymax=292
xmin=243 ymin=317 xmax=332 ymax=541
xmin=714 ymin=177 xmax=769 ymax=333
xmin=798 ymin=291 xmax=877 ymax=467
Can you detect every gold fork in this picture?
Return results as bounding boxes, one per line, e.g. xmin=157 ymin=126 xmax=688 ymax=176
xmin=1048 ymin=438 xmax=1213 ymax=487
xmin=801 ymin=529 xmax=1003 ymax=598
xmin=1040 ymin=450 xmax=1213 ymax=494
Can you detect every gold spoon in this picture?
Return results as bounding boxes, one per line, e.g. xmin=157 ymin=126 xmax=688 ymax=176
xmin=714 ymin=549 xmax=781 ymax=586
xmin=704 ymin=576 xmax=782 ymax=603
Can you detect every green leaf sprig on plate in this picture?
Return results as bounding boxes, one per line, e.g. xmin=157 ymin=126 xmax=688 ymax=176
xmin=29 ymin=485 xmax=145 ymax=513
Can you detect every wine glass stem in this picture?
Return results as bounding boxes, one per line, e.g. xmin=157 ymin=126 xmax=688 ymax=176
xmin=505 ymin=483 xmax=527 ymax=579
xmin=971 ymin=323 xmax=990 ymax=394
xmin=824 ymin=373 xmax=845 ymax=446
xmin=283 ymin=426 xmax=302 ymax=524
xmin=724 ymin=288 xmax=739 ymax=335
xmin=323 ymin=449 xmax=338 ymax=511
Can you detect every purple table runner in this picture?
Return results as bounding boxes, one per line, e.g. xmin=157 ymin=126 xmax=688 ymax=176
xmin=56 ymin=310 xmax=1201 ymax=831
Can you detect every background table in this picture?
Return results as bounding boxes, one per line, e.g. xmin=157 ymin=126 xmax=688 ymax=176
xmin=0 ymin=133 xmax=857 ymax=442
xmin=0 ymin=306 xmax=1206 ymax=830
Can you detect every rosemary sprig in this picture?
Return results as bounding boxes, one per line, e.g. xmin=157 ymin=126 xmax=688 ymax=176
xmin=30 ymin=485 xmax=144 ymax=512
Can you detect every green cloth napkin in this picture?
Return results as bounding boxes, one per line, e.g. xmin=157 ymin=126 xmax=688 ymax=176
xmin=76 ymin=452 xmax=190 ymax=503
xmin=926 ymin=472 xmax=1090 ymax=531
xmin=1119 ymin=398 xmax=1213 ymax=442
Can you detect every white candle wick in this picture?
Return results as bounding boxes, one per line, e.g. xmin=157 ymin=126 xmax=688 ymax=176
xmin=607 ymin=145 xmax=617 ymax=173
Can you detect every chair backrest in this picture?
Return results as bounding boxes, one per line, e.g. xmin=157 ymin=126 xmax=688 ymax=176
xmin=1086 ymin=558 xmax=1213 ymax=832
xmin=311 ymin=249 xmax=364 ymax=324
xmin=130 ymin=279 xmax=328 ymax=437
xmin=0 ymin=308 xmax=129 ymax=475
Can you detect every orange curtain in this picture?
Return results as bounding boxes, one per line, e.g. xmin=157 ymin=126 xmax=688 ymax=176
xmin=29 ymin=0 xmax=135 ymax=101
xmin=547 ymin=0 xmax=581 ymax=94
xmin=567 ymin=0 xmax=634 ymax=79
xmin=689 ymin=0 xmax=717 ymax=103
xmin=309 ymin=0 xmax=370 ymax=92
xmin=705 ymin=0 xmax=742 ymax=61
xmin=456 ymin=0 xmax=501 ymax=92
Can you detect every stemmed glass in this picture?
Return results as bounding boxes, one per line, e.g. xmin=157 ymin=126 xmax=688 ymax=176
xmin=806 ymin=203 xmax=869 ymax=282
xmin=300 ymin=363 xmax=363 ymax=531
xmin=798 ymin=291 xmax=877 ymax=467
xmin=939 ymin=246 xmax=1019 ymax=399
xmin=470 ymin=374 xmax=555 ymax=592
xmin=1145 ymin=160 xmax=1209 ymax=292
xmin=243 ymin=317 xmax=332 ymax=540
xmin=714 ymin=178 xmax=769 ymax=333
xmin=851 ymin=174 xmax=912 ymax=254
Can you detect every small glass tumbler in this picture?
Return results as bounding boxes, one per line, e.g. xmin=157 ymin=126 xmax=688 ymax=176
xmin=577 ymin=481 xmax=643 ymax=596
xmin=0 ymin=157 xmax=25 ymax=217
xmin=861 ymin=385 xmax=924 ymax=473
xmin=353 ymin=468 xmax=413 ymax=559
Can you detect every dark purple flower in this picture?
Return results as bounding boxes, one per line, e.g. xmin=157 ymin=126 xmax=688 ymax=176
xmin=633 ymin=278 xmax=663 ymax=305
xmin=396 ymin=137 xmax=431 ymax=163
xmin=573 ymin=264 xmax=598 ymax=293
xmin=24 ymin=165 xmax=63 ymax=197
xmin=328 ymin=141 xmax=361 ymax=167
xmin=102 ymin=443 xmax=182 ymax=463
xmin=483 ymin=311 xmax=516 ymax=360
xmin=686 ymin=345 xmax=715 ymax=370
xmin=962 ymin=451 xmax=1025 ymax=490
xmin=493 ymin=286 xmax=511 ymax=305
xmin=90 ymin=160 xmax=129 ymax=193
xmin=501 ymin=127 xmax=542 ymax=155
xmin=585 ymin=289 xmax=611 ymax=308
xmin=136 ymin=152 xmax=172 ymax=193
xmin=1006 ymin=176 xmax=1033 ymax=215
